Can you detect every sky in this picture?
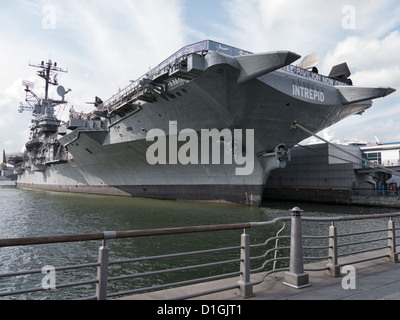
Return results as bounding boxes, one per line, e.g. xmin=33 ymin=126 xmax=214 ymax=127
xmin=1 ymin=0 xmax=400 ymax=154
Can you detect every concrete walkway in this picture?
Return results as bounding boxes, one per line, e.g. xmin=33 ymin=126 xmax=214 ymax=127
xmin=120 ymin=250 xmax=400 ymax=300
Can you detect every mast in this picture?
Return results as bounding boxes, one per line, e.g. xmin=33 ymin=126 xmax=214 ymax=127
xmin=17 ymin=59 xmax=71 ymax=168
xmin=29 ymin=60 xmax=68 ymax=100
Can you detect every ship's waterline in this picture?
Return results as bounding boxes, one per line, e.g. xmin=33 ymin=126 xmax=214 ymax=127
xmin=17 ymin=183 xmax=263 ymax=205
xmin=17 ymin=156 xmax=266 ymax=205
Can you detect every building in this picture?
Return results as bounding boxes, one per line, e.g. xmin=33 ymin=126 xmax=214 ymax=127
xmin=264 ymin=141 xmax=400 ymax=207
xmin=361 ymin=142 xmax=400 ymax=185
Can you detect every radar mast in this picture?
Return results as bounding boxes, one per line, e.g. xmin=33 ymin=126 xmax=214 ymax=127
xmin=17 ymin=59 xmax=71 ymax=171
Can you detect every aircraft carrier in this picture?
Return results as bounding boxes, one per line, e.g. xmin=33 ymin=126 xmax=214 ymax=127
xmin=9 ymin=40 xmax=395 ymax=205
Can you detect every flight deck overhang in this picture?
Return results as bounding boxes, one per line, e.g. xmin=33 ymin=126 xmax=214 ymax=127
xmin=336 ymin=86 xmax=396 ymax=105
xmin=236 ymin=51 xmax=301 ymax=84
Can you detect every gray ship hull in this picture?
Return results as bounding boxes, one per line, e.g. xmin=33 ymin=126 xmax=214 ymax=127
xmin=15 ymin=41 xmax=395 ymax=206
xmin=17 ymin=160 xmax=265 ymax=206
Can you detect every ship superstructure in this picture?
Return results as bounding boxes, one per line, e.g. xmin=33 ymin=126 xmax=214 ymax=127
xmin=10 ymin=40 xmax=395 ymax=205
xmin=15 ymin=60 xmax=70 ymax=172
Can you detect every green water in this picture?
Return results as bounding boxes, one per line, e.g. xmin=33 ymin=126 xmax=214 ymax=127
xmin=0 ymin=185 xmax=398 ymax=300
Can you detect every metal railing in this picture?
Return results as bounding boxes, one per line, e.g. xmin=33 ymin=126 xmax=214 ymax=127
xmin=0 ymin=210 xmax=399 ymax=300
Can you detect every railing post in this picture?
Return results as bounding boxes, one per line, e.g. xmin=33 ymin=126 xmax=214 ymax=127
xmin=96 ymin=239 xmax=110 ymax=300
xmin=283 ymin=207 xmax=310 ymax=289
xmin=387 ymin=219 xmax=398 ymax=263
xmin=238 ymin=231 xmax=254 ymax=298
xmin=96 ymin=231 xmax=117 ymax=300
xmin=326 ymin=223 xmax=340 ymax=277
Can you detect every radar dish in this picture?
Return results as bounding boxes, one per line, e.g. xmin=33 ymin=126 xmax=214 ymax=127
xmin=57 ymin=85 xmax=66 ymax=97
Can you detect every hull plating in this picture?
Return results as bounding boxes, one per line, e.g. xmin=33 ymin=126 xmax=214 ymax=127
xmin=17 ymin=161 xmax=264 ymax=206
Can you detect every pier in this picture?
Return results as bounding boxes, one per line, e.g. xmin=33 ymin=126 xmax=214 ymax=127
xmin=121 ymin=249 xmax=400 ymax=300
xmin=0 ymin=208 xmax=399 ymax=300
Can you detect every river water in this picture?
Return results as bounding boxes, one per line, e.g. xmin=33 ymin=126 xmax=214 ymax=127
xmin=0 ymin=185 xmax=398 ymax=300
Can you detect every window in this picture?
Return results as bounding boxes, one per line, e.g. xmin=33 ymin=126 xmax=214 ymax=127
xmin=362 ymin=152 xmax=382 ymax=165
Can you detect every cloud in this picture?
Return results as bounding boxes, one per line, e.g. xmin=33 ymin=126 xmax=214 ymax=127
xmin=322 ymin=30 xmax=400 ymax=81
xmin=0 ymin=0 xmax=188 ymax=152
xmin=222 ymin=0 xmax=400 ymax=64
xmin=0 ymin=78 xmax=33 ymax=150
xmin=328 ymin=109 xmax=400 ymax=143
xmin=221 ymin=0 xmax=400 ymax=143
xmin=25 ymin=0 xmax=187 ymax=109
xmin=58 ymin=0 xmax=188 ymax=108
xmin=221 ymin=0 xmax=349 ymax=54
xmin=320 ymin=30 xmax=400 ymax=142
